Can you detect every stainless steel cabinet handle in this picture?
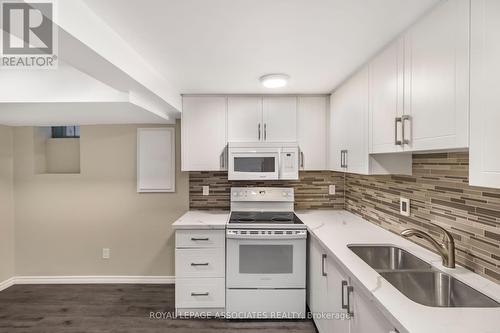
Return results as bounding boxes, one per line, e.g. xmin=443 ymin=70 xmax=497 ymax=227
xmin=341 ymin=150 xmax=348 ymax=169
xmin=321 ymin=254 xmax=327 ymax=277
xmin=264 ymin=123 xmax=267 ymax=140
xmin=341 ymin=280 xmax=354 ymax=316
xmin=258 ymin=123 xmax=261 ymax=140
xmin=394 ymin=117 xmax=402 ymax=146
xmin=191 ymin=237 xmax=209 ymax=241
xmin=402 ymin=115 xmax=411 ymax=145
xmin=190 ymin=263 xmax=209 ymax=266
xmin=191 ymin=292 xmax=209 ymax=296
xmin=300 ymin=151 xmax=304 ymax=168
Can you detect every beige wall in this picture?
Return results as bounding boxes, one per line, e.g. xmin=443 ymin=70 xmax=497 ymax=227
xmin=13 ymin=121 xmax=189 ymax=276
xmin=0 ymin=125 xmax=15 ymax=282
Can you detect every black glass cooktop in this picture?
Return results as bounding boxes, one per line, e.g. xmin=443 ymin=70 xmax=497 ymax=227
xmin=229 ymin=211 xmax=304 ymax=225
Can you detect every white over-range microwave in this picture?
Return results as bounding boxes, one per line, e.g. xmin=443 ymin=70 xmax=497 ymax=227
xmin=228 ymin=142 xmax=299 ymax=180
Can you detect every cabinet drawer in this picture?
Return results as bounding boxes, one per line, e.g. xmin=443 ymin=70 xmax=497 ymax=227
xmin=176 ymin=248 xmax=225 ymax=278
xmin=176 ymin=230 xmax=225 ymax=248
xmin=175 ymin=278 xmax=225 ymax=309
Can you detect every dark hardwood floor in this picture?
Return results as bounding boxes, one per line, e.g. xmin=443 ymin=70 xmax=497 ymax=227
xmin=0 ymin=284 xmax=316 ymax=333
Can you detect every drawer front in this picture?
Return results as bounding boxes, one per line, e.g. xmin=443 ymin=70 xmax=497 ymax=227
xmin=176 ymin=230 xmax=225 ymax=248
xmin=175 ymin=278 xmax=225 ymax=309
xmin=176 ymin=248 xmax=225 ymax=278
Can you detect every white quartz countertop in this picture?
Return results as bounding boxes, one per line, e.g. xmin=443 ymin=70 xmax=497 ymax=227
xmin=296 ymin=210 xmax=500 ymax=333
xmin=172 ymin=211 xmax=229 ymax=230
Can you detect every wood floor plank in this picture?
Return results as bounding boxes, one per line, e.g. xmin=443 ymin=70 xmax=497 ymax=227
xmin=0 ymin=284 xmax=316 ymax=333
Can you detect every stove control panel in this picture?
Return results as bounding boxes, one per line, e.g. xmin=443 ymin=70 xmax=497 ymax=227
xmin=231 ymin=187 xmax=294 ymax=202
xmin=227 ymin=229 xmax=307 ymax=239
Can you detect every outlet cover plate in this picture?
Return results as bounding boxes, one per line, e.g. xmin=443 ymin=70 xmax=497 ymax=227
xmin=400 ymin=198 xmax=410 ymax=217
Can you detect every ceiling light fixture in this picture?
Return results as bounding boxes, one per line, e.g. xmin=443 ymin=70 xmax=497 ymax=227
xmin=260 ymin=74 xmax=289 ymax=89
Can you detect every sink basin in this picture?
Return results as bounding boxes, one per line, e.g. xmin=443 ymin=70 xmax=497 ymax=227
xmin=380 ymin=270 xmax=500 ymax=307
xmin=348 ymin=245 xmax=432 ymax=271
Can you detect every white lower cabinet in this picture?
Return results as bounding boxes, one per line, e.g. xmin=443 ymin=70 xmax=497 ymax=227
xmin=308 ymin=236 xmax=399 ymax=333
xmin=175 ymin=229 xmax=225 ymax=315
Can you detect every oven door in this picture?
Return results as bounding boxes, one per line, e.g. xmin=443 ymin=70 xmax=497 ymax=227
xmin=228 ymin=148 xmax=279 ymax=180
xmin=226 ymin=236 xmax=306 ymax=289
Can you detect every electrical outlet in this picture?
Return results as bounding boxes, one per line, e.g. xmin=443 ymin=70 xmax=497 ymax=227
xmin=329 ymin=185 xmax=336 ymax=195
xmin=400 ymin=198 xmax=410 ymax=217
xmin=202 ymin=186 xmax=209 ymax=196
xmin=102 ymin=248 xmax=110 ymax=259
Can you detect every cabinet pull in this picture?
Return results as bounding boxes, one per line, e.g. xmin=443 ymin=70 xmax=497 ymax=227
xmin=191 ymin=292 xmax=209 ymax=296
xmin=264 ymin=123 xmax=267 ymax=141
xmin=190 ymin=262 xmax=209 ymax=266
xmin=341 ymin=150 xmax=348 ymax=169
xmin=258 ymin=123 xmax=261 ymax=140
xmin=341 ymin=280 xmax=354 ymax=317
xmin=401 ymin=115 xmax=411 ymax=145
xmin=394 ymin=117 xmax=402 ymax=146
xmin=321 ymin=254 xmax=327 ymax=277
xmin=191 ymin=237 xmax=209 ymax=241
xmin=300 ymin=151 xmax=304 ymax=168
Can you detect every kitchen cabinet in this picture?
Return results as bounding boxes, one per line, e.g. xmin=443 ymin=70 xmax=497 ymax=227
xmin=227 ymin=96 xmax=262 ymax=142
xmin=136 ymin=128 xmax=175 ymax=192
xmin=308 ymin=236 xmax=398 ymax=333
xmin=369 ymin=0 xmax=469 ymax=154
xmin=369 ymin=39 xmax=405 ymax=154
xmin=330 ymin=67 xmax=411 ymax=175
xmin=175 ymin=229 xmax=226 ymax=316
xmin=262 ymin=96 xmax=297 ymax=142
xmin=403 ymin=0 xmax=469 ymax=152
xmin=469 ymin=0 xmax=500 ymax=189
xmin=181 ymin=96 xmax=227 ymax=171
xmin=297 ymin=96 xmax=328 ymax=170
xmin=349 ymin=281 xmax=396 ymax=333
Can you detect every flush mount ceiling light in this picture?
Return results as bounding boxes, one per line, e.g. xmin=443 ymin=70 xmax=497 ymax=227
xmin=260 ymin=74 xmax=289 ymax=88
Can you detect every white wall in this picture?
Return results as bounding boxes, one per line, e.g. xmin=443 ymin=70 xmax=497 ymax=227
xmin=13 ymin=121 xmax=188 ymax=276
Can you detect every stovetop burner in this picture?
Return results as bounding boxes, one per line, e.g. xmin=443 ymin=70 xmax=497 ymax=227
xmin=229 ymin=211 xmax=304 ymax=225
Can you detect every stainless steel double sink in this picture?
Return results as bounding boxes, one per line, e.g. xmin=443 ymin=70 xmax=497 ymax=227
xmin=348 ymin=245 xmax=500 ymax=308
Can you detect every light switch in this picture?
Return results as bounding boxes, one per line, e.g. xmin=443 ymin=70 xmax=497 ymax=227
xmin=329 ymin=185 xmax=336 ymax=195
xmin=202 ymin=186 xmax=209 ymax=196
xmin=400 ymin=198 xmax=410 ymax=217
xmin=102 ymin=248 xmax=110 ymax=259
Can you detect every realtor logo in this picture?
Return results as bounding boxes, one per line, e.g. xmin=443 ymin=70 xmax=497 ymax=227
xmin=1 ymin=0 xmax=58 ymax=68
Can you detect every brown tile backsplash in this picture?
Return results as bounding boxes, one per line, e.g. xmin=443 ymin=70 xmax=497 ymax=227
xmin=188 ymin=152 xmax=500 ymax=284
xmin=189 ymin=171 xmax=345 ymax=211
xmin=345 ymin=152 xmax=500 ymax=284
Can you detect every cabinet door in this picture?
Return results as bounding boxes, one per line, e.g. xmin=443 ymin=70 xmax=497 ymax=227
xmin=227 ymin=96 xmax=262 ymax=142
xmin=329 ymin=91 xmax=346 ymax=172
xmin=330 ymin=68 xmax=369 ymax=174
xmin=307 ymin=237 xmax=329 ymax=333
xmin=403 ymin=0 xmax=469 ymax=152
xmin=326 ymin=256 xmax=350 ymax=333
xmin=262 ymin=96 xmax=297 ymax=142
xmin=298 ymin=96 xmax=327 ymax=170
xmin=369 ymin=39 xmax=405 ymax=154
xmin=470 ymin=0 xmax=500 ymax=188
xmin=349 ymin=284 xmax=396 ymax=333
xmin=181 ymin=96 xmax=227 ymax=171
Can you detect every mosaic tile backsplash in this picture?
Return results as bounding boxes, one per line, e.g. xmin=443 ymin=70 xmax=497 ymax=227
xmin=188 ymin=152 xmax=500 ymax=284
xmin=345 ymin=152 xmax=500 ymax=284
xmin=189 ymin=171 xmax=345 ymax=211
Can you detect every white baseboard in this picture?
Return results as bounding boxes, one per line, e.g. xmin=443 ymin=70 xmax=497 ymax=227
xmin=9 ymin=275 xmax=175 ymax=286
xmin=0 ymin=277 xmax=15 ymax=292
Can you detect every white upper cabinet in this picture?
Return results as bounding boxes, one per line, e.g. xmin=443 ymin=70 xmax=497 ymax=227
xmin=403 ymin=0 xmax=470 ymax=152
xmin=227 ymin=96 xmax=263 ymax=142
xmin=181 ymin=96 xmax=227 ymax=171
xmin=330 ymin=67 xmax=411 ymax=175
xmin=369 ymin=39 xmax=405 ymax=154
xmin=298 ymin=96 xmax=327 ymax=170
xmin=470 ymin=0 xmax=500 ymax=188
xmin=262 ymin=96 xmax=297 ymax=142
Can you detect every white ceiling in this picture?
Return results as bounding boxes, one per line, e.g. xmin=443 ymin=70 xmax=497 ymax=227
xmin=82 ymin=0 xmax=439 ymax=94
